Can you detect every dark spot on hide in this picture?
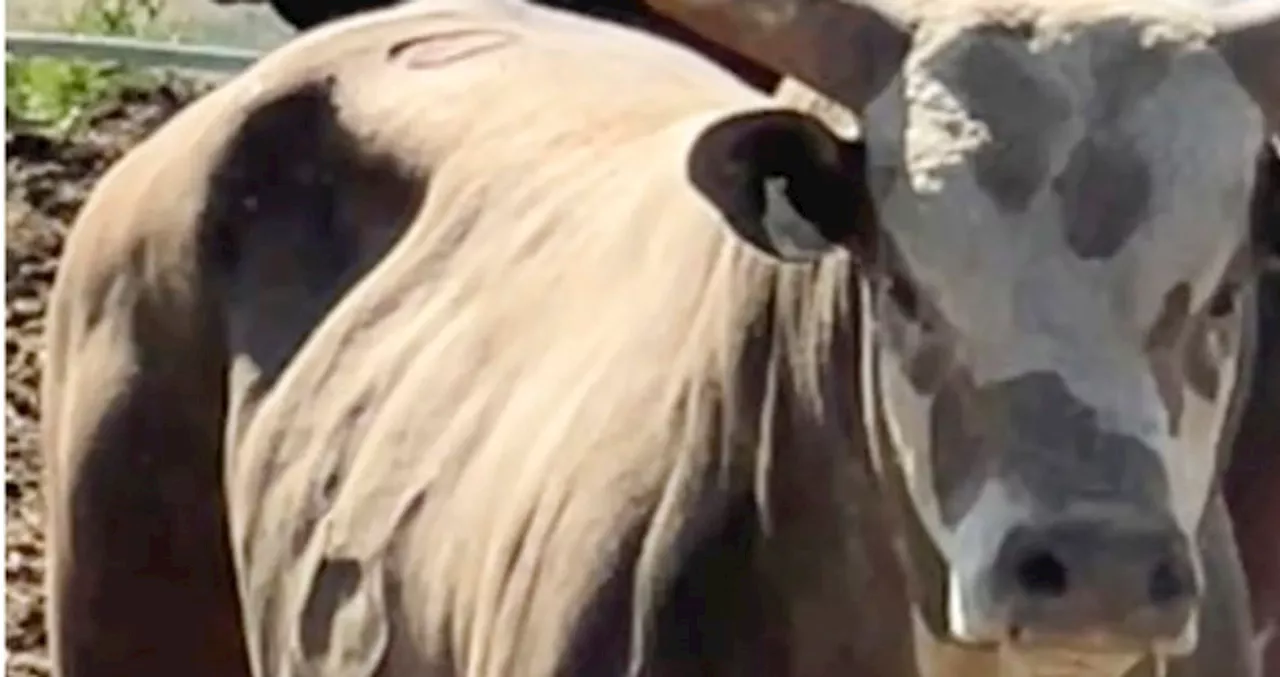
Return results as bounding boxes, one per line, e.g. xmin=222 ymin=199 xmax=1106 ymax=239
xmin=1182 ymin=254 xmax=1251 ymax=404
xmin=1057 ymin=40 xmax=1172 ymax=260
xmin=1056 ymin=134 xmax=1153 ymax=260
xmin=1184 ymin=319 xmax=1227 ymax=402
xmin=1149 ymin=247 xmax=1254 ymax=443
xmin=930 ymin=375 xmax=993 ymax=526
xmin=930 ymin=372 xmax=1171 ymax=525
xmin=299 ymin=558 xmax=364 ymax=658
xmin=873 ymin=238 xmax=958 ymax=392
xmin=1146 ymin=283 xmax=1192 ymax=435
xmin=950 ymin=33 xmax=1073 ymax=213
xmin=202 ymin=78 xmax=425 ymax=386
xmin=1087 ymin=40 xmax=1173 ymax=123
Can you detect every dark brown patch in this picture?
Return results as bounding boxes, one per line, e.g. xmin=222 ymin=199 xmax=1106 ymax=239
xmin=39 ymin=83 xmax=255 ymax=677
xmin=1057 ymin=36 xmax=1172 ymax=260
xmin=1055 ymin=133 xmax=1153 ymax=259
xmin=296 ymin=556 xmax=388 ymax=675
xmin=204 ymin=78 xmax=426 ymax=387
xmin=950 ymin=32 xmax=1073 ymax=213
xmin=1147 ymin=283 xmax=1194 ymax=351
xmin=1147 ymin=283 xmax=1192 ymax=435
xmin=930 ymin=372 xmax=1171 ymax=526
xmin=1178 ymin=247 xmax=1254 ymax=411
xmin=875 ymin=285 xmax=954 ymax=393
xmin=871 ymin=235 xmax=958 ymax=393
xmin=1183 ymin=318 xmax=1228 ymax=403
xmin=928 ymin=373 xmax=994 ymax=526
xmin=300 ymin=558 xmax=364 ymax=658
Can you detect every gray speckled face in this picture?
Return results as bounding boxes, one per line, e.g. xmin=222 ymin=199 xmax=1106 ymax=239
xmin=857 ymin=15 xmax=1268 ymax=645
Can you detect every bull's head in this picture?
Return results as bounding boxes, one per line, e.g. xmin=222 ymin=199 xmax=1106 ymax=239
xmin=679 ymin=0 xmax=1280 ymax=666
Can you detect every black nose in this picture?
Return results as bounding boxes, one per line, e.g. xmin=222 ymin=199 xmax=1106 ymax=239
xmin=992 ymin=514 xmax=1199 ymax=646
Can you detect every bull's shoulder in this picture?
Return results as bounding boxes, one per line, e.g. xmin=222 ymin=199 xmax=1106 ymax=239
xmin=191 ymin=0 xmax=775 ymax=337
xmin=41 ymin=78 xmax=258 ymax=466
xmin=50 ymin=78 xmax=249 ymax=329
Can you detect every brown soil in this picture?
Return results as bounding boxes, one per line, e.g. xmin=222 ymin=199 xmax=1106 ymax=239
xmin=5 ymin=80 xmax=208 ymax=677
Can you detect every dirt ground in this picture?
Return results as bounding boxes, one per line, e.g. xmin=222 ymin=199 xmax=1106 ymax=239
xmin=5 ymin=79 xmax=209 ymax=677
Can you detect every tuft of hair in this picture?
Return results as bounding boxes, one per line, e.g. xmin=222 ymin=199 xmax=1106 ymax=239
xmin=369 ymin=123 xmax=857 ymax=677
xmin=278 ymin=11 xmax=862 ymax=677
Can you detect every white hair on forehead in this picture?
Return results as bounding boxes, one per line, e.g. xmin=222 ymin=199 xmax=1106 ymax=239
xmin=881 ymin=0 xmax=1216 ymax=32
xmin=775 ymin=2 xmax=1263 ymax=443
xmin=865 ymin=16 xmax=1259 ymax=278
xmin=771 ymin=0 xmax=1265 ymax=347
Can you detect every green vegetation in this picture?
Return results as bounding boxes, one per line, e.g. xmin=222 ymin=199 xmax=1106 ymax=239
xmin=68 ymin=0 xmax=168 ymax=37
xmin=6 ymin=0 xmax=169 ymax=137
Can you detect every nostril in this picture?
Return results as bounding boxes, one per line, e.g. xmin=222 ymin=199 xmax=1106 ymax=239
xmin=1014 ymin=548 xmax=1070 ymax=599
xmin=1147 ymin=556 xmax=1191 ymax=605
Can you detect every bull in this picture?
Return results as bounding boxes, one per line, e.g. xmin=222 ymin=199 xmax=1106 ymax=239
xmin=214 ymin=0 xmax=1280 ymax=667
xmin=42 ymin=0 xmax=1280 ymax=676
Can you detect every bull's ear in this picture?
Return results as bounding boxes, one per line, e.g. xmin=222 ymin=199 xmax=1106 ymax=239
xmin=688 ymin=109 xmax=870 ymax=261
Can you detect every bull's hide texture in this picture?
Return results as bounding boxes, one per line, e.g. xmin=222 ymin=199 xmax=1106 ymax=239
xmin=38 ymin=0 xmax=1280 ymax=677
xmin=40 ymin=2 xmax=879 ymax=677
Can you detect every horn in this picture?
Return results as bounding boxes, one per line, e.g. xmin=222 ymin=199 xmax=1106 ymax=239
xmin=1213 ymin=1 xmax=1280 ymax=128
xmin=641 ymin=0 xmax=912 ymax=111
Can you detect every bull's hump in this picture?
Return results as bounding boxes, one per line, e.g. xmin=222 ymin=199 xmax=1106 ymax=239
xmin=388 ymin=26 xmax=520 ymax=70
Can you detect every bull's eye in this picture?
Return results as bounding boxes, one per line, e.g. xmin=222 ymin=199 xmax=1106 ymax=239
xmin=1206 ymin=282 xmax=1242 ymax=320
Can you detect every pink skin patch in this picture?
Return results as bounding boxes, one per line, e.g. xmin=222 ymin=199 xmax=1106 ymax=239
xmin=389 ymin=28 xmax=518 ymax=69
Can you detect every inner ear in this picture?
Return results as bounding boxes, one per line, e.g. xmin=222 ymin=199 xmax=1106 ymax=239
xmin=1255 ymin=138 xmax=1279 ymax=268
xmin=688 ymin=109 xmax=870 ymax=261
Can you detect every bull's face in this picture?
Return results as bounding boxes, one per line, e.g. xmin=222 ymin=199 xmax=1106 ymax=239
xmin=858 ymin=19 xmax=1270 ymax=656
xmin=675 ymin=0 xmax=1279 ymax=666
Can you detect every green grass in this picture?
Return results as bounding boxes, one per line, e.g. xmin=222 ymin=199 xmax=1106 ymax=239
xmin=5 ymin=0 xmax=169 ymax=137
xmin=67 ymin=0 xmax=169 ymax=37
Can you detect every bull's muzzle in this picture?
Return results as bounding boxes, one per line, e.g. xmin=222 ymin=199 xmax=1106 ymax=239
xmin=964 ymin=510 xmax=1200 ymax=653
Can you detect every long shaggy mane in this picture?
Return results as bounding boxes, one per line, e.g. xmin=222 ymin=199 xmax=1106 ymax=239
xmin=257 ymin=33 xmax=865 ymax=676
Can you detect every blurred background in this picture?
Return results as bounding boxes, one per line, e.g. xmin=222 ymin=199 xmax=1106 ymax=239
xmin=6 ymin=0 xmax=292 ymax=49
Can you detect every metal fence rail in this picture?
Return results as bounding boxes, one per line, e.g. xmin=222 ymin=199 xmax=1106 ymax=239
xmin=5 ymin=30 xmax=262 ymax=74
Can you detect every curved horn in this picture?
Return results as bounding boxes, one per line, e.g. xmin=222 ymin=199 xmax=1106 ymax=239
xmin=641 ymin=0 xmax=912 ymax=111
xmin=1214 ymin=1 xmax=1280 ymax=128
